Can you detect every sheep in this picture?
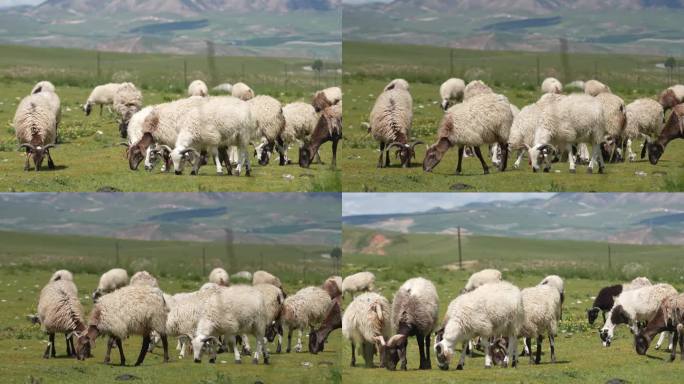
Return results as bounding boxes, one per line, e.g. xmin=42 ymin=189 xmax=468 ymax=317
xmin=312 ymin=86 xmax=342 ymax=112
xmin=541 ymin=77 xmax=563 ymax=94
xmin=84 ymin=83 xmax=121 ymax=116
xmin=540 ymin=275 xmax=565 ymax=318
xmin=37 ymin=279 xmax=86 ymax=358
xmin=526 ymin=93 xmax=606 ymax=174
xmin=50 ymin=270 xmax=73 ymax=282
xmin=208 ymin=268 xmax=229 ymax=286
xmin=74 ymin=285 xmax=169 ymax=366
xmin=213 ymin=83 xmax=232 ymax=93
xmin=658 ymin=84 xmax=684 ymax=111
xmin=439 ymin=78 xmax=466 ymax=110
xmin=92 ymin=268 xmax=129 ymax=301
xmin=281 ymin=102 xmax=321 ymax=165
xmin=14 ymin=90 xmax=61 ymax=171
xmin=31 ymin=81 xmax=56 ymax=94
xmin=624 ymin=98 xmax=664 ymax=162
xmin=309 ymin=294 xmax=342 ymax=354
xmin=249 ymin=95 xmax=287 ymax=166
xmin=584 ymin=79 xmax=611 ymax=96
xmin=190 ymin=284 xmax=269 ymax=364
xmin=342 ymin=292 xmax=392 ymax=367
xmin=342 ymin=271 xmax=375 ymax=298
xmin=423 ymin=93 xmax=513 ymax=175
xmin=129 ymin=271 xmax=158 ymax=287
xmin=599 ymin=283 xmax=677 ymax=347
xmin=188 ymin=80 xmax=209 ymax=97
xmin=463 ymin=269 xmax=502 ymax=293
xmin=647 ymin=103 xmax=684 ymax=165
xmin=434 ymin=281 xmax=524 ymax=370
xmin=232 ymin=271 xmax=253 ymax=281
xmin=113 ymin=82 xmax=143 ymax=139
xmin=299 ymin=101 xmax=342 ymax=169
xmin=519 ymin=283 xmax=562 ymax=364
xmin=565 ymin=80 xmax=585 ymax=92
xmin=322 ymin=275 xmax=343 ymax=299
xmin=370 ymin=79 xmax=422 ymax=168
xmin=382 ymin=277 xmax=439 ymax=370
xmin=168 ymin=96 xmax=254 ymax=176
xmin=463 ymin=80 xmax=493 ymax=100
xmin=281 ymin=286 xmax=332 ymax=353
xmin=634 ymin=293 xmax=684 ymax=359
xmin=252 ymin=270 xmax=283 ymax=289
xmin=231 ymin=82 xmax=254 ymax=101
xmin=587 ymin=277 xmax=652 ymax=325
xmin=595 ymin=92 xmax=627 ymax=162
xmin=254 ymin=283 xmax=286 ymax=353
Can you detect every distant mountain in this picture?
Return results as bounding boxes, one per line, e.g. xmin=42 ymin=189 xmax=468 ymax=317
xmin=342 ymin=193 xmax=684 ymax=245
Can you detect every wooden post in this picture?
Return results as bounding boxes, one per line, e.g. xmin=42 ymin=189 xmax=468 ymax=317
xmin=96 ymin=52 xmax=101 ymax=81
xmin=202 ymin=247 xmax=206 ymax=277
xmin=115 ymin=240 xmax=120 ymax=267
xmin=457 ymin=226 xmax=462 ymax=270
xmin=183 ymin=60 xmax=188 ymax=89
xmin=450 ymin=49 xmax=454 ymax=76
xmin=536 ymin=56 xmax=541 ymax=86
xmin=608 ymin=245 xmax=612 ymax=270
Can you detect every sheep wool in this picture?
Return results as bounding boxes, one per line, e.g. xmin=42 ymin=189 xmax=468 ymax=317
xmin=584 ymin=79 xmax=611 ymax=96
xmin=94 ymin=268 xmax=129 ymax=297
xmin=439 ymin=78 xmax=466 ymax=110
xmin=391 ymin=277 xmax=439 ymax=337
xmin=595 ymin=93 xmax=626 ymax=137
xmin=188 ymin=80 xmax=209 ymax=97
xmin=126 ymin=106 xmax=154 ymax=146
xmin=342 ymin=292 xmax=392 ymax=366
xmin=520 ymin=285 xmax=561 ymax=338
xmin=281 ymin=102 xmax=319 ymax=146
xmin=50 ymin=270 xmax=73 ymax=282
xmin=282 ymin=286 xmax=331 ymax=331
xmin=252 ymin=270 xmax=283 ymax=288
xmin=113 ymin=82 xmax=143 ymax=124
xmin=31 ymin=81 xmax=56 ymax=94
xmin=322 ymin=275 xmax=343 ymax=299
xmin=384 ymin=78 xmax=410 ymax=92
xmin=342 ymin=271 xmax=376 ymax=297
xmin=254 ymin=283 xmax=285 ymax=326
xmin=625 ymin=99 xmax=664 ymax=139
xmin=312 ymin=86 xmax=342 ymax=111
xmin=369 ymin=87 xmax=413 ymax=144
xmin=439 ymin=94 xmax=512 ymax=147
xmin=463 ymin=269 xmax=503 ymax=293
xmin=208 ymin=268 xmax=229 ymax=286
xmin=463 ymin=80 xmax=493 ymax=100
xmin=659 ymin=84 xmax=684 ymax=109
xmin=14 ymin=91 xmax=60 ymax=147
xmin=231 ymin=82 xmax=255 ymax=101
xmin=38 ymin=279 xmax=86 ymax=336
xmin=541 ymin=77 xmax=563 ymax=94
xmin=248 ymin=95 xmax=285 ymax=142
xmin=130 ymin=271 xmax=158 ymax=287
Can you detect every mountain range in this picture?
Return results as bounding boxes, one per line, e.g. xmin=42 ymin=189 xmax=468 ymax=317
xmin=343 ymin=193 xmax=684 ymax=245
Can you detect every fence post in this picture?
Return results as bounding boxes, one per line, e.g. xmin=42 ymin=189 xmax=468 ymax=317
xmin=608 ymin=245 xmax=612 ymax=270
xmin=457 ymin=226 xmax=462 ymax=270
xmin=536 ymin=56 xmax=541 ymax=86
xmin=115 ymin=240 xmax=120 ymax=267
xmin=202 ymin=246 xmax=207 ymax=277
xmin=96 ymin=52 xmax=101 ymax=81
xmin=184 ymin=60 xmax=188 ymax=89
xmin=450 ymin=49 xmax=454 ymax=76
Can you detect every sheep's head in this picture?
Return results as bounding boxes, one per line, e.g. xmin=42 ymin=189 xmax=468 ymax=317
xmin=127 ymin=133 xmax=154 ymax=170
xmin=434 ymin=339 xmax=452 ymax=370
xmin=587 ymin=307 xmax=601 ymax=325
xmin=308 ymin=330 xmax=325 ymax=354
xmin=192 ymin=335 xmax=218 ymax=363
xmin=382 ymin=334 xmax=408 ymax=371
xmin=172 ymin=148 xmax=200 ymax=175
xmin=265 ymin=321 xmax=281 ymax=343
xmin=527 ymin=144 xmax=555 ymax=172
xmin=299 ymin=146 xmax=314 ymax=168
xmin=387 ymin=141 xmax=423 ymax=168
xmin=423 ymin=138 xmax=451 ymax=172
xmin=440 ymin=99 xmax=451 ymax=111
xmin=19 ymin=143 xmax=55 ymax=171
xmin=74 ymin=327 xmax=97 ymax=361
xmin=84 ymin=103 xmax=92 ymax=116
xmin=647 ymin=143 xmax=665 ymax=165
xmin=312 ymin=92 xmax=333 ymax=113
xmin=145 ymin=144 xmax=172 ymax=172
xmin=659 ymin=89 xmax=679 ymax=109
xmin=255 ymin=140 xmax=274 ymax=166
xmin=634 ymin=333 xmax=651 ymax=355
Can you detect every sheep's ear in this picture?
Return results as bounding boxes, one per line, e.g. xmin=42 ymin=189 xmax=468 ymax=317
xmin=372 ymin=303 xmax=383 ymax=321
xmin=387 ymin=334 xmax=407 ymax=347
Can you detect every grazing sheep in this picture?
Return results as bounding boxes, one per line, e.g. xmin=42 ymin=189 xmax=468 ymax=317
xmin=565 ymin=80 xmax=585 ymax=92
xmin=92 ymin=268 xmax=129 ymax=301
xmin=232 ymin=271 xmax=253 ymax=281
xmin=370 ymin=79 xmax=422 ymax=168
xmin=463 ymin=80 xmax=493 ymax=100
xmin=312 ymin=86 xmax=342 ymax=112
xmin=382 ymin=277 xmax=439 ymax=370
xmin=634 ymin=293 xmax=683 ymax=359
xmin=213 ymin=83 xmax=232 ymax=93
xmin=299 ymin=101 xmax=342 ymax=169
xmin=519 ymin=284 xmax=562 ymax=364
xmin=600 ymin=283 xmax=677 ymax=347
xmin=541 ymin=77 xmax=563 ymax=94
xmin=14 ymin=90 xmax=61 ymax=171
xmin=584 ymin=80 xmax=611 ymax=96
xmin=281 ymin=286 xmax=332 ymax=353
xmin=249 ymin=95 xmax=286 ymax=166
xmin=423 ymin=93 xmax=513 ymax=175
xmin=463 ymin=269 xmax=502 ymax=293
xmin=252 ymin=270 xmax=283 ymax=289
xmin=37 ymin=279 xmax=86 ymax=358
xmin=658 ymin=84 xmax=684 ymax=111
xmin=342 ymin=292 xmax=392 ymax=367
xmin=439 ymin=78 xmax=466 ymax=110
xmin=434 ymin=281 xmax=524 ymax=370
xmin=309 ymin=295 xmax=342 ymax=354
xmin=254 ymin=283 xmax=286 ymax=353
xmin=624 ymin=98 xmax=664 ymax=162
xmin=322 ymin=275 xmax=343 ymax=299
xmin=74 ymin=285 xmax=169 ymax=366
xmin=540 ymin=275 xmax=565 ymax=318
xmin=231 ymin=82 xmax=254 ymax=101
xmin=188 ymin=80 xmax=209 ymax=97
xmin=50 ymin=270 xmax=73 ymax=282
xmin=587 ymin=277 xmax=652 ymax=325
xmin=129 ymin=271 xmax=158 ymax=287
xmin=31 ymin=81 xmax=56 ymax=94
xmin=113 ymin=82 xmax=143 ymax=139
xmin=647 ymin=103 xmax=684 ymax=165
xmin=84 ymin=83 xmax=120 ymax=116
xmin=281 ymin=102 xmax=321 ymax=164
xmin=208 ymin=268 xmax=229 ymax=286
xmin=342 ymin=271 xmax=376 ymax=298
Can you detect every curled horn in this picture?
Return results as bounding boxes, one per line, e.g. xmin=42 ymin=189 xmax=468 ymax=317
xmin=410 ymin=140 xmax=424 ymax=149
xmin=18 ymin=143 xmax=35 ymax=152
xmin=119 ymin=142 xmax=130 ymax=148
xmin=157 ymin=145 xmax=173 ymax=154
xmin=43 ymin=144 xmax=55 ymax=150
xmin=179 ymin=148 xmax=200 ymax=157
xmin=385 ymin=142 xmax=407 ymax=152
xmin=539 ymin=144 xmax=558 ymax=154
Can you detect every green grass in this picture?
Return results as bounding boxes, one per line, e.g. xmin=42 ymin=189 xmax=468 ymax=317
xmin=341 ymin=41 xmax=684 ymax=192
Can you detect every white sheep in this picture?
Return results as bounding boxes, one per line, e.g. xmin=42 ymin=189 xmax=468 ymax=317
xmin=281 ymin=101 xmax=321 ymax=164
xmin=231 ymin=82 xmax=255 ymax=101
xmin=541 ymin=77 xmax=563 ymax=94
xmin=188 ymin=80 xmax=209 ymax=97
xmin=14 ymin=90 xmax=61 ymax=171
xmin=281 ymin=286 xmax=332 ymax=353
xmin=342 ymin=271 xmax=376 ymax=298
xmin=322 ymin=275 xmax=343 ymax=299
xmin=600 ymin=283 xmax=678 ymax=347
xmin=384 ymin=79 xmax=409 ymax=92
xmin=624 ymin=98 xmax=664 ymax=162
xmin=539 ymin=275 xmax=565 ymax=307
xmin=423 ymin=93 xmax=513 ymax=175
xmin=312 ymin=86 xmax=342 ymax=112
xmin=439 ymin=78 xmax=466 ymax=110
xmin=658 ymin=84 xmax=684 ymax=110
xmin=37 ymin=279 xmax=86 ymax=358
xmin=92 ymin=268 xmax=129 ymax=301
xmin=463 ymin=80 xmax=493 ymax=100
xmin=252 ymin=270 xmax=282 ymax=289
xmin=50 ymin=269 xmax=73 ymax=282
xmin=84 ymin=83 xmax=121 ymax=116
xmin=208 ymin=268 xmax=229 ymax=286
xmin=565 ymin=80 xmax=585 ymax=92
xmin=587 ymin=276 xmax=653 ymax=325
xmin=584 ymin=79 xmax=611 ymax=96
xmin=129 ymin=271 xmax=158 ymax=287
xmin=31 ymin=81 xmax=56 ymax=94
xmin=254 ymin=283 xmax=286 ymax=353
xmin=463 ymin=269 xmax=502 ymax=293
xmin=249 ymin=95 xmax=287 ymax=166
xmin=232 ymin=271 xmax=253 ymax=281
xmin=342 ymin=292 xmax=392 ymax=367
xmin=520 ymin=283 xmax=562 ymax=364
xmin=434 ymin=281 xmax=524 ymax=370
xmin=113 ymin=82 xmax=143 ymax=139
xmin=213 ymin=83 xmax=232 ymax=93
xmin=74 ymin=285 xmax=170 ymax=366
xmin=595 ymin=92 xmax=626 ymax=139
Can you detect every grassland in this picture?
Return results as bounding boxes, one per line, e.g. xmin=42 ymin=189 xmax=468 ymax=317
xmin=341 ymin=41 xmax=684 ymax=192
xmin=341 ymin=226 xmax=684 ymax=383
xmin=0 ymin=45 xmax=341 ymax=192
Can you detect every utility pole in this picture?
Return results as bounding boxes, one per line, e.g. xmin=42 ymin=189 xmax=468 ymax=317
xmin=450 ymin=49 xmax=454 ymax=76
xmin=608 ymin=245 xmax=612 ymax=269
xmin=457 ymin=226 xmax=463 ymax=270
xmin=115 ymin=240 xmax=120 ymax=267
xmin=202 ymin=246 xmax=207 ymax=276
xmin=224 ymin=228 xmax=234 ymax=272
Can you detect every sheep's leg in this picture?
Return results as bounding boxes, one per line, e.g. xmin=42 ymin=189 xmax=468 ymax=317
xmin=670 ymin=330 xmax=679 ymax=362
xmin=47 ymin=150 xmax=55 ymax=170
xmin=626 ymin=138 xmax=636 ymax=162
xmin=473 ymin=146 xmax=489 ymax=175
xmin=680 ymin=330 xmax=684 ymax=361
xmin=211 ymin=147 xmax=222 ymax=175
xmin=277 ymin=137 xmax=288 ymax=166
xmin=534 ymin=335 xmax=543 ymax=364
xmin=104 ymin=336 xmax=114 ymax=363
xmin=276 ymin=333 xmax=282 ymax=353
xmin=286 ymin=328 xmax=293 ymax=353
xmin=161 ymin=334 xmax=169 ymax=363
xmin=99 ymin=104 xmax=103 ymax=116
xmin=655 ymin=332 xmax=666 ymax=350
xmin=24 ymin=153 xmax=30 ymax=171
xmin=385 ymin=147 xmax=391 ymax=167
xmin=242 ymin=334 xmax=251 ymax=355
xmin=425 ymin=334 xmax=431 ymax=369
xmin=455 ymin=146 xmax=465 ymax=175
xmin=64 ymin=333 xmax=72 ymax=356
xmin=456 ymin=341 xmax=468 ymax=370
xmin=548 ymin=334 xmax=556 ymax=363
xmin=513 ymin=150 xmax=524 ymax=169
xmin=115 ymin=337 xmax=126 ymax=366
xmin=588 ymin=143 xmax=604 ymax=173
xmin=134 ymin=333 xmax=151 ymax=366
xmin=350 ymin=341 xmax=356 ymax=367
xmin=466 ymin=339 xmax=473 ymax=357
xmin=43 ymin=333 xmax=54 ymax=359
xmin=508 ymin=336 xmax=518 ymax=368
xmin=331 ymin=137 xmax=338 ymax=169
xmin=482 ymin=338 xmax=492 ymax=368
xmin=295 ymin=329 xmax=303 ymax=352
xmin=525 ymin=337 xmax=533 ymax=363
xmin=566 ymin=144 xmax=576 ymax=173
xmin=416 ymin=333 xmax=425 ymax=370
xmin=498 ymin=142 xmax=508 ymax=172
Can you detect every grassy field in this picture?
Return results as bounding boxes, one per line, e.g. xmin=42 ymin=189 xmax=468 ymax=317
xmin=0 ymin=45 xmax=341 ymax=192
xmin=341 ymin=227 xmax=684 ymax=383
xmin=341 ymin=41 xmax=684 ymax=192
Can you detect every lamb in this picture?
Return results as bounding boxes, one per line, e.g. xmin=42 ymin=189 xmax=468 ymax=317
xmin=249 ymin=95 xmax=287 ymax=166
xmin=519 ymin=283 xmax=562 ymax=364
xmin=647 ymin=103 xmax=684 ymax=165
xmin=423 ymin=93 xmax=513 ymax=175
xmin=92 ymin=268 xmax=129 ymax=301
xmin=634 ymin=293 xmax=684 ymax=360
xmin=463 ymin=269 xmax=502 ymax=293
xmin=342 ymin=271 xmax=375 ymax=298
xmin=36 ymin=278 xmax=86 ymax=358
xmin=190 ymin=284 xmax=269 ymax=364
xmin=541 ymin=77 xmax=563 ymax=94
xmin=322 ymin=275 xmax=343 ymax=299
xmin=658 ymin=84 xmax=684 ymax=111
xmin=599 ymin=283 xmax=677 ymax=347
xmin=463 ymin=80 xmax=493 ymax=100
xmin=231 ymin=82 xmax=255 ymax=101
xmin=129 ymin=271 xmax=158 ymax=287
xmin=31 ymin=81 xmax=56 ymax=94
xmin=382 ymin=277 xmax=439 ymax=370
xmin=252 ymin=270 xmax=283 ymax=289
xmin=74 ymin=285 xmax=170 ymax=366
xmin=281 ymin=286 xmax=332 ymax=353
xmin=299 ymin=101 xmax=342 ymax=169
xmin=342 ymin=292 xmax=392 ymax=367
xmin=254 ymin=283 xmax=286 ymax=353
xmin=584 ymin=79 xmax=611 ymax=96
xmin=84 ymin=83 xmax=121 ymax=116
xmin=439 ymin=78 xmax=466 ymax=110
xmin=587 ymin=277 xmax=652 ymax=325
xmin=113 ymin=82 xmax=143 ymax=139
xmin=624 ymin=98 xmax=664 ymax=162
xmin=208 ymin=268 xmax=229 ymax=286
xmin=50 ymin=270 xmax=73 ymax=282
xmin=312 ymin=86 xmax=342 ymax=112
xmin=370 ymin=79 xmax=422 ymax=168
xmin=434 ymin=281 xmax=524 ymax=370
xmin=14 ymin=90 xmax=61 ymax=171
xmin=188 ymin=80 xmax=209 ymax=97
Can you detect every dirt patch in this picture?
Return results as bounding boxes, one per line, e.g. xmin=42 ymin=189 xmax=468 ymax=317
xmin=361 ymin=233 xmax=392 ymax=255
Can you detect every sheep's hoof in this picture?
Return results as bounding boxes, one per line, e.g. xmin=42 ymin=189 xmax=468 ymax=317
xmin=276 ymin=345 xmax=281 ymax=354
xmin=295 ymin=346 xmax=302 ymax=353
xmin=175 ymin=171 xmax=182 ymax=175
xmin=216 ymin=171 xmax=223 ymax=176
xmin=234 ymin=359 xmax=242 ymax=364
xmin=569 ymin=169 xmax=576 ymax=174
xmin=103 ymin=357 xmax=110 ymax=364
xmin=484 ymin=364 xmax=492 ymax=369
xmin=209 ymin=358 xmax=215 ymax=364
xmin=252 ymin=358 xmax=258 ymax=364
xmin=543 ymin=168 xmax=550 ymax=173
xmin=190 ymin=170 xmax=197 ymax=176
xmin=483 ymin=169 xmax=489 ymax=175
xmin=598 ymin=167 xmax=605 ymax=174
xmin=532 ymin=168 xmax=538 ymax=173
xmin=194 ymin=359 xmax=201 ymax=363
xmin=586 ymin=167 xmax=593 ymax=174
xmin=455 ymin=364 xmax=463 ymax=370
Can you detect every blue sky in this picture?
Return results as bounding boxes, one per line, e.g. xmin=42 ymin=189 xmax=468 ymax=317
xmin=342 ymin=193 xmax=555 ymax=216
xmin=0 ymin=0 xmax=41 ymax=7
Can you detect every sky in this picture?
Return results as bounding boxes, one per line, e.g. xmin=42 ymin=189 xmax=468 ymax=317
xmin=342 ymin=193 xmax=555 ymax=216
xmin=0 ymin=0 xmax=41 ymax=7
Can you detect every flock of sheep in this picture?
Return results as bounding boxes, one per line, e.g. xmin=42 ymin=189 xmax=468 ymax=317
xmin=368 ymin=76 xmax=684 ymax=175
xmin=13 ymin=80 xmax=342 ymax=174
